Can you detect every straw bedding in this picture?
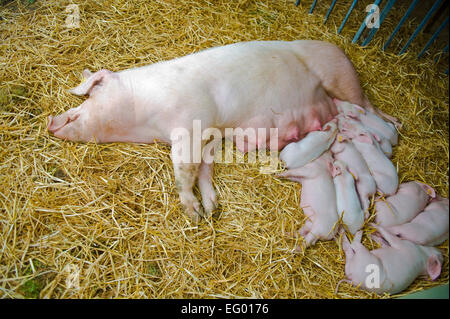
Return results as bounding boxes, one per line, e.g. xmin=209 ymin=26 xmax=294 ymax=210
xmin=0 ymin=0 xmax=448 ymax=299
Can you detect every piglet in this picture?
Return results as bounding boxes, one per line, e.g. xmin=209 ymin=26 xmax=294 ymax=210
xmin=330 ymin=133 xmax=376 ymax=213
xmin=277 ymin=152 xmax=338 ymax=247
xmin=332 ymin=160 xmax=365 ymax=234
xmin=340 ymin=225 xmax=443 ymax=295
xmin=279 ymin=120 xmax=337 ymax=169
xmin=335 ymin=99 xmax=398 ymax=146
xmin=338 ymin=114 xmax=392 ymax=158
xmin=341 ymin=118 xmax=398 ymax=195
xmin=386 ymin=196 xmax=449 ymax=246
xmin=375 ymin=181 xmax=436 ymax=227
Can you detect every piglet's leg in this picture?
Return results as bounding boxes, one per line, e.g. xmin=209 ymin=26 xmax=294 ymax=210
xmin=370 ymin=224 xmax=404 ymax=249
xmin=197 ymin=159 xmax=217 ymax=218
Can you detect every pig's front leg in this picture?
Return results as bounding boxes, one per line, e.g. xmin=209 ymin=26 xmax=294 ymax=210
xmin=171 ymin=147 xmax=203 ymax=222
xmin=197 ymin=159 xmax=217 ymax=218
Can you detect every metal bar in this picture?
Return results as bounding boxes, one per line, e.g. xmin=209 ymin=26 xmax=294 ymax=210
xmin=443 ymin=44 xmax=450 ymax=54
xmin=352 ymin=0 xmax=383 ymax=44
xmin=309 ymin=0 xmax=318 ymax=14
xmin=383 ymin=0 xmax=420 ymax=51
xmin=324 ymin=0 xmax=338 ymax=24
xmin=338 ymin=0 xmax=358 ymax=34
xmin=399 ymin=0 xmax=444 ymax=55
xmin=361 ymin=0 xmax=396 ymax=46
xmin=295 ymin=0 xmax=300 ymax=7
xmin=434 ymin=44 xmax=449 ymax=62
xmin=418 ymin=16 xmax=449 ymax=59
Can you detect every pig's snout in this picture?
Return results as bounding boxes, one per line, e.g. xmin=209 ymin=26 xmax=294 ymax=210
xmin=48 ymin=111 xmax=80 ymax=133
xmin=47 ymin=110 xmax=86 ymax=142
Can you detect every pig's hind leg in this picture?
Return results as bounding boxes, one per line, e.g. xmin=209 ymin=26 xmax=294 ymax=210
xmin=197 ymin=160 xmax=217 ymax=218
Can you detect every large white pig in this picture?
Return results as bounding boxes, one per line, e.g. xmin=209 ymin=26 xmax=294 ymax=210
xmin=386 ymin=196 xmax=449 ymax=246
xmin=341 ymin=225 xmax=443 ymax=295
xmin=335 ymin=99 xmax=398 ymax=146
xmin=338 ymin=115 xmax=393 ymax=158
xmin=340 ymin=118 xmax=398 ymax=195
xmin=330 ymin=133 xmax=376 ymax=213
xmin=47 ymin=40 xmax=389 ymax=221
xmin=277 ymin=152 xmax=338 ymax=247
xmin=332 ymin=160 xmax=365 ymax=234
xmin=375 ymin=181 xmax=436 ymax=227
xmin=279 ymin=119 xmax=338 ymax=169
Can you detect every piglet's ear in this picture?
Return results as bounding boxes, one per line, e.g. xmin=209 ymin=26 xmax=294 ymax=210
xmin=331 ymin=164 xmax=341 ymax=177
xmin=346 ymin=111 xmax=359 ymax=119
xmin=427 ymin=255 xmax=442 ymax=281
xmin=68 ymin=69 xmax=113 ymax=96
xmin=418 ymin=182 xmax=436 ymax=199
xmin=372 ymin=132 xmax=381 ymax=143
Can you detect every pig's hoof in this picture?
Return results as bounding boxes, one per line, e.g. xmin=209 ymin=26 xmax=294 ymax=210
xmin=201 ymin=192 xmax=217 ymax=218
xmin=180 ymin=194 xmax=204 ymax=223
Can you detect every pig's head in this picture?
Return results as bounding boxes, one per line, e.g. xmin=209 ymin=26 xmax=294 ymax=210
xmin=48 ymin=69 xmax=135 ymax=143
xmin=342 ymin=121 xmax=374 ymax=145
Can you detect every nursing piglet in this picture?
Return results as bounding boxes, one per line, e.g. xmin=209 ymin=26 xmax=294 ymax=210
xmin=338 ymin=115 xmax=392 ymax=158
xmin=387 ymin=196 xmax=449 ymax=246
xmin=330 ymin=133 xmax=376 ymax=213
xmin=279 ymin=120 xmax=338 ymax=169
xmin=341 ymin=225 xmax=443 ymax=295
xmin=335 ymin=99 xmax=398 ymax=146
xmin=277 ymin=152 xmax=338 ymax=247
xmin=375 ymin=181 xmax=436 ymax=227
xmin=332 ymin=160 xmax=365 ymax=234
xmin=341 ymin=118 xmax=398 ymax=195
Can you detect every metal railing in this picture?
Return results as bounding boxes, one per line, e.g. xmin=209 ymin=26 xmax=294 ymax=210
xmin=295 ymin=0 xmax=449 ymax=74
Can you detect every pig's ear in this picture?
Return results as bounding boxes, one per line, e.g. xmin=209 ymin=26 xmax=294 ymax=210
xmin=354 ymin=104 xmax=366 ymax=114
xmin=427 ymin=255 xmax=442 ymax=281
xmin=418 ymin=182 xmax=436 ymax=199
xmin=356 ymin=133 xmax=373 ymax=144
xmin=371 ymin=132 xmax=381 ymax=143
xmin=69 ymin=69 xmax=113 ymax=96
xmin=346 ymin=111 xmax=359 ymax=119
xmin=82 ymin=69 xmax=93 ymax=79
xmin=331 ymin=163 xmax=341 ymax=177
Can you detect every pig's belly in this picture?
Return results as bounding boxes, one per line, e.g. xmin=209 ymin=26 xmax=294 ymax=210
xmin=188 ymin=42 xmax=330 ymax=125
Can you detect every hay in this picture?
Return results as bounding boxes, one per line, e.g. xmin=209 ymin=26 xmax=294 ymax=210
xmin=0 ymin=0 xmax=448 ymax=299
